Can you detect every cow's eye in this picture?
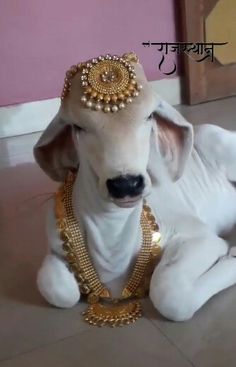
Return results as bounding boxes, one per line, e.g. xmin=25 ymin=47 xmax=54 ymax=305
xmin=147 ymin=113 xmax=154 ymax=120
xmin=75 ymin=125 xmax=86 ymax=133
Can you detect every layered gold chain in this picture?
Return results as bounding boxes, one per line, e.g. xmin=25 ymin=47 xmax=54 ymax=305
xmin=55 ymin=173 xmax=162 ymax=327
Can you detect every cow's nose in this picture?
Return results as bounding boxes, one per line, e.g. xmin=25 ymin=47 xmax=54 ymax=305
xmin=106 ymin=175 xmax=144 ymax=199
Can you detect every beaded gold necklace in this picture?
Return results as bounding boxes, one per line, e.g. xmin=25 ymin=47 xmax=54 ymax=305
xmin=55 ymin=173 xmax=162 ymax=327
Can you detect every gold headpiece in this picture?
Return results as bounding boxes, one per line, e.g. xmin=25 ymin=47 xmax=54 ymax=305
xmin=61 ymin=52 xmax=143 ymax=113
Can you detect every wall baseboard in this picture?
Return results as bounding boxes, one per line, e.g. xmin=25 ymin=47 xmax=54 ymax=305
xmin=0 ymin=98 xmax=60 ymax=139
xmin=150 ymin=77 xmax=181 ymax=106
xmin=0 ymin=77 xmax=181 ymax=139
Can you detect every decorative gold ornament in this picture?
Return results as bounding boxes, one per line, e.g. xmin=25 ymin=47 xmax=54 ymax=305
xmin=83 ymin=301 xmax=142 ymax=327
xmin=122 ymin=52 xmax=140 ymax=63
xmin=60 ymin=52 xmax=142 ymax=113
xmin=55 ymin=173 xmax=162 ymax=327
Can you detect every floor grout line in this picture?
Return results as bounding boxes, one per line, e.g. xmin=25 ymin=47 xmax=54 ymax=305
xmin=0 ymin=315 xmax=196 ymax=365
xmin=0 ymin=318 xmax=161 ymax=364
xmin=0 ymin=328 xmax=92 ymax=364
xmin=146 ymin=316 xmax=197 ymax=367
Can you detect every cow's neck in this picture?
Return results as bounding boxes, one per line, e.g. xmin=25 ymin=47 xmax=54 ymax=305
xmin=73 ymin=161 xmax=143 ymax=297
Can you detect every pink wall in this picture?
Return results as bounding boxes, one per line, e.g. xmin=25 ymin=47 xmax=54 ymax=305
xmin=0 ymin=0 xmax=177 ymax=106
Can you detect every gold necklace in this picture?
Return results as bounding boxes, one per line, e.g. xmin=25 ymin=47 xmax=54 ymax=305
xmin=55 ymin=173 xmax=162 ymax=327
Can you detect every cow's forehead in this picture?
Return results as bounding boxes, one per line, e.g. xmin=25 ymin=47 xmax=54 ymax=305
xmin=61 ymin=53 xmax=156 ymax=128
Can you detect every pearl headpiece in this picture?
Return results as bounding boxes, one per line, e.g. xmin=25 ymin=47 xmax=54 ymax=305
xmin=61 ymin=52 xmax=143 ymax=113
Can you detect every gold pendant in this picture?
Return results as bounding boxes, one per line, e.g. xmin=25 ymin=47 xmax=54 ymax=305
xmin=82 ymin=300 xmax=142 ymax=327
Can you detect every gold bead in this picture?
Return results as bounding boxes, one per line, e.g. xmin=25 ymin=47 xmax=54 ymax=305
xmin=77 ymin=63 xmax=83 ymax=70
xmin=111 ymin=94 xmax=118 ymax=102
xmin=97 ymin=93 xmax=104 ymax=100
xmin=79 ymin=62 xmax=86 ymax=69
xmin=104 ymin=94 xmax=111 ymax=103
xmin=91 ymin=91 xmax=97 ymax=98
xmin=66 ymin=70 xmax=73 ymax=78
xmin=124 ymin=90 xmax=131 ymax=97
xmin=128 ymin=84 xmax=135 ymax=91
xmin=85 ymin=86 xmax=92 ymax=94
xmin=70 ymin=65 xmax=78 ymax=74
xmin=118 ymin=93 xmax=125 ymax=100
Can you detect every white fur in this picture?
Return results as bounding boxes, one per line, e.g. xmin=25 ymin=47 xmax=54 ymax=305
xmin=37 ymin=254 xmax=80 ymax=308
xmin=37 ymin=119 xmax=236 ymax=321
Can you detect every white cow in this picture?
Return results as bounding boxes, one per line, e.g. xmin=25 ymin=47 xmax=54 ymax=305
xmin=34 ymin=58 xmax=236 ymax=321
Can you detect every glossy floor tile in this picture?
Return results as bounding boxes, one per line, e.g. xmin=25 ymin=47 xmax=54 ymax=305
xmin=0 ymin=97 xmax=236 ymax=366
xmin=177 ymin=97 xmax=236 ymax=130
xmin=0 ymin=317 xmax=193 ymax=367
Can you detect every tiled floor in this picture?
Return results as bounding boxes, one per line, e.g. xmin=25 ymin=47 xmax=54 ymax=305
xmin=0 ymin=97 xmax=236 ymax=367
